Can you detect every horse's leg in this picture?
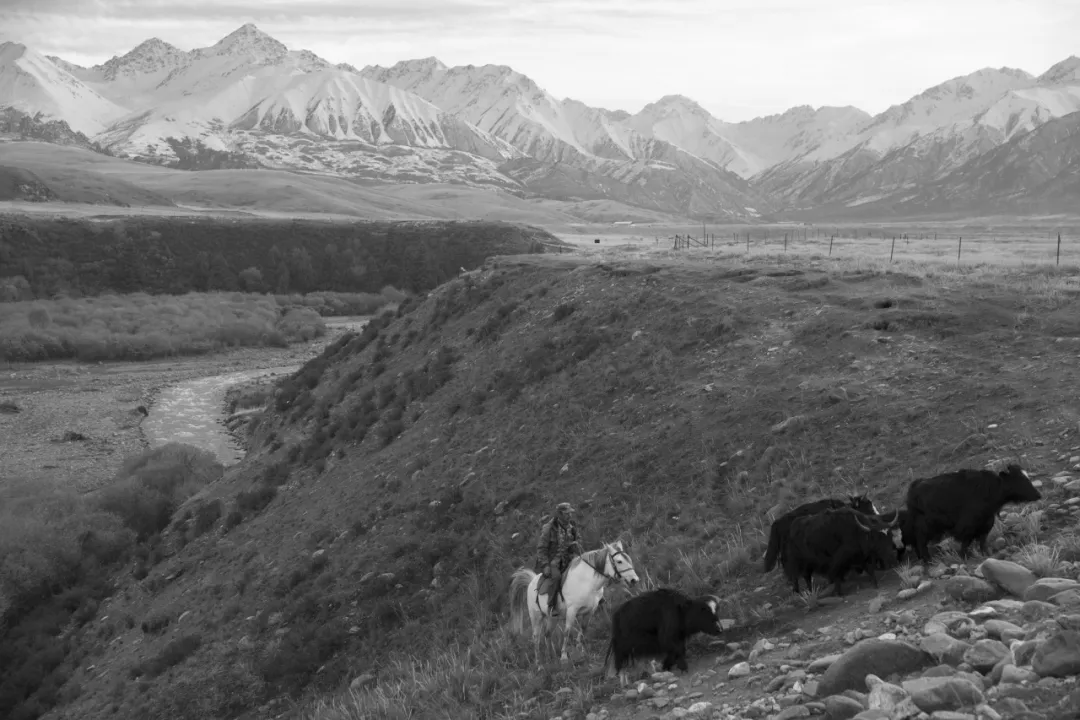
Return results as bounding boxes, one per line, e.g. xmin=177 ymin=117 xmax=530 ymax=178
xmin=529 ymin=582 xmax=544 ymax=663
xmin=560 ymin=604 xmax=577 ymax=663
xmin=576 ymin=609 xmax=590 ymax=653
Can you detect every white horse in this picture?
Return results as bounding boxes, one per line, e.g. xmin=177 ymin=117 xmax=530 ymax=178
xmin=509 ymin=540 xmax=639 ymax=663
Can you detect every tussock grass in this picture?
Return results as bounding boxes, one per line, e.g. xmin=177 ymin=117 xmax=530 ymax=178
xmin=1015 ymin=543 xmax=1066 ymax=578
xmin=895 ymin=562 xmax=923 ymax=590
xmin=310 ymin=628 xmax=599 ymax=720
xmin=0 ymin=292 xmax=334 ymax=362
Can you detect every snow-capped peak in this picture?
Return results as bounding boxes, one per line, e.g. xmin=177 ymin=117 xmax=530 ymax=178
xmin=1038 ymin=55 xmax=1080 ymax=85
xmin=201 ymin=23 xmax=287 ymax=62
xmin=0 ymin=41 xmax=127 ymax=135
xmin=641 ymin=94 xmax=711 ymax=118
xmin=96 ymin=37 xmax=188 ymax=80
xmin=361 ymin=56 xmax=448 ymax=83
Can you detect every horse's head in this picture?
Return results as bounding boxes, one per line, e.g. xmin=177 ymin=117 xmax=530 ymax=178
xmin=605 ymin=540 xmax=639 ymax=587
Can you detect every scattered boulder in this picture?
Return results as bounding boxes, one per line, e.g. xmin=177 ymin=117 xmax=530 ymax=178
xmin=944 ymin=576 xmax=1000 ymax=603
xmin=1049 ymin=589 xmax=1080 ymax=609
xmin=920 ymin=633 xmax=971 ymax=666
xmin=866 ymin=674 xmax=920 ymax=718
xmin=823 ymin=694 xmax=865 ymax=720
xmin=982 ymin=619 xmax=1024 ymax=643
xmin=901 ymin=675 xmax=985 ymax=713
xmin=962 ymin=639 xmax=1010 ymax=673
xmin=1032 ymin=630 xmax=1080 ymax=677
xmin=1022 ymin=578 xmax=1080 ymax=603
xmin=978 ymin=559 xmax=1036 ymax=598
xmin=817 ymin=640 xmax=934 ymax=697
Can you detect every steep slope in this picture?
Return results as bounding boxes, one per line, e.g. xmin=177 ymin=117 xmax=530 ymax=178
xmin=882 ymin=109 xmax=1080 ymax=217
xmin=363 ymin=59 xmax=773 ymax=219
xmin=35 ymin=253 xmax=1080 ymax=720
xmin=0 ymin=42 xmax=127 ymax=135
xmin=756 ymin=65 xmax=1080 ymax=210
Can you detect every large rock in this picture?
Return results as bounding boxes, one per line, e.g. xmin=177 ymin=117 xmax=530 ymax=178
xmin=978 ymin=559 xmax=1037 ymax=598
xmin=1012 ymin=639 xmax=1041 ymax=666
xmin=818 ymin=640 xmax=934 ymax=697
xmin=944 ymin=577 xmax=1000 ymax=603
xmin=901 ymin=675 xmax=985 ymax=712
xmin=823 ymin=694 xmax=865 ymax=720
xmin=1050 ymin=589 xmax=1080 ymax=609
xmin=1032 ymin=630 xmax=1080 ymax=677
xmin=866 ymin=674 xmax=920 ymax=719
xmin=920 ymin=633 xmax=972 ymax=666
xmin=983 ymin=619 xmax=1024 ymax=642
xmin=1020 ymin=600 xmax=1059 ymax=621
xmin=1022 ymin=578 xmax=1080 ymax=603
xmin=963 ymin=639 xmax=1011 ymax=673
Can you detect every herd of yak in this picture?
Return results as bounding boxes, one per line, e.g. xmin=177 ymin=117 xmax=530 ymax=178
xmin=604 ymin=462 xmax=1043 ymax=682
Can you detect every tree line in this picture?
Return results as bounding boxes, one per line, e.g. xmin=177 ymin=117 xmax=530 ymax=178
xmin=0 ymin=215 xmax=557 ymax=301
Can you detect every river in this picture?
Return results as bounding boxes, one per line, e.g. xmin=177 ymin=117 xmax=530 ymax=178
xmin=140 ymin=317 xmax=370 ymax=466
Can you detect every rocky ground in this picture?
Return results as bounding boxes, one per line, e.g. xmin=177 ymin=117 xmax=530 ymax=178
xmin=578 ymin=468 xmax=1080 ymax=720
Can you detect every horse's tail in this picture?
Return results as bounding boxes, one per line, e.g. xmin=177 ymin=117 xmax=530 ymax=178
xmin=763 ymin=520 xmax=784 ymax=572
xmin=508 ymin=567 xmax=537 ymax=635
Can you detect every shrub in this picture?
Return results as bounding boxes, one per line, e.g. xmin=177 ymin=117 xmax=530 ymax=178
xmin=96 ymin=444 xmax=224 ymax=541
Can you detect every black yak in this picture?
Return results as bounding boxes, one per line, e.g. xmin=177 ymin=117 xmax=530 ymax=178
xmin=604 ymin=588 xmax=723 ymax=685
xmin=782 ymin=507 xmax=901 ymax=596
xmin=763 ymin=493 xmax=879 ymax=573
xmin=905 ymin=463 xmax=1041 ymax=563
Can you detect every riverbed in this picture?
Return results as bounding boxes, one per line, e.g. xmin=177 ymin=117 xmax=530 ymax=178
xmin=140 ymin=317 xmax=369 ymax=466
xmin=0 ymin=317 xmax=369 ymax=492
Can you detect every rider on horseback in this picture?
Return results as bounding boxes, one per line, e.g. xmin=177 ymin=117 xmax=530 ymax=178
xmin=535 ymin=502 xmax=583 ymax=614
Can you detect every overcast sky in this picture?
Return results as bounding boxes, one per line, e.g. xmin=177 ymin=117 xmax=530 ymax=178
xmin=1 ymin=0 xmax=1075 ymax=122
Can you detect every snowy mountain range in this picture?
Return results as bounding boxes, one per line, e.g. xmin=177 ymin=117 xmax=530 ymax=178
xmin=1 ymin=23 xmax=1078 ymax=219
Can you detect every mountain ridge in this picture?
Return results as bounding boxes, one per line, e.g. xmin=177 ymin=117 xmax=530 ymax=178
xmin=3 ymin=26 xmax=1079 ymax=219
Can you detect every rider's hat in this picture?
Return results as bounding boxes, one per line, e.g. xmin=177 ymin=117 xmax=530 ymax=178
xmin=556 ymin=502 xmax=575 ymax=513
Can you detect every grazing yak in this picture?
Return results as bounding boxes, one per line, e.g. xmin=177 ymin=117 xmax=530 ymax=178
xmin=905 ymin=463 xmax=1041 ymax=563
xmin=782 ymin=507 xmax=901 ymax=596
xmin=763 ymin=493 xmax=879 ymax=573
xmin=872 ymin=508 xmax=916 ymax=564
xmin=604 ymin=588 xmax=723 ymax=685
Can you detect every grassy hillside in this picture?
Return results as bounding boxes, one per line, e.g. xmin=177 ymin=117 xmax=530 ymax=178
xmin=0 ymin=142 xmax=642 ymax=228
xmin=0 ymin=213 xmax=560 ymax=300
xmin=29 ymin=250 xmax=1080 ymax=720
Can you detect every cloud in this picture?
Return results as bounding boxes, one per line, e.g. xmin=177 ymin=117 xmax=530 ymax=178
xmin=1 ymin=0 xmax=1075 ymax=121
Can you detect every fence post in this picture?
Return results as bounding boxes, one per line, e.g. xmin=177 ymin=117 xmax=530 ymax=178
xmin=1058 ymin=233 xmax=1062 ymax=265
xmin=784 ymin=233 xmax=788 ymax=252
xmin=746 ymin=232 xmax=750 ymax=253
xmin=829 ymin=236 xmax=834 ymax=256
xmin=957 ymin=236 xmax=962 ymax=264
xmin=890 ymin=236 xmax=895 ymax=262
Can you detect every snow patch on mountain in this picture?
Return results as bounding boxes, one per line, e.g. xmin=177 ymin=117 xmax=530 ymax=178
xmin=0 ymin=42 xmax=127 ymax=135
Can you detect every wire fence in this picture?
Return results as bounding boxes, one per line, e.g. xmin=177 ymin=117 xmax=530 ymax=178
xmin=661 ymin=229 xmax=1076 ymax=268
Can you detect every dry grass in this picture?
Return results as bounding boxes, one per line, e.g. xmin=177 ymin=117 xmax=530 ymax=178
xmin=894 ymin=563 xmax=923 ymax=590
xmin=0 ymin=292 xmax=327 ymax=362
xmin=1015 ymin=542 xmax=1067 ymax=578
xmin=559 ymin=218 xmax=1080 ymax=269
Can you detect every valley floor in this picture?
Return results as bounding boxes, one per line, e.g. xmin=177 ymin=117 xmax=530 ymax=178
xmin=0 ymin=323 xmax=359 ymax=494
